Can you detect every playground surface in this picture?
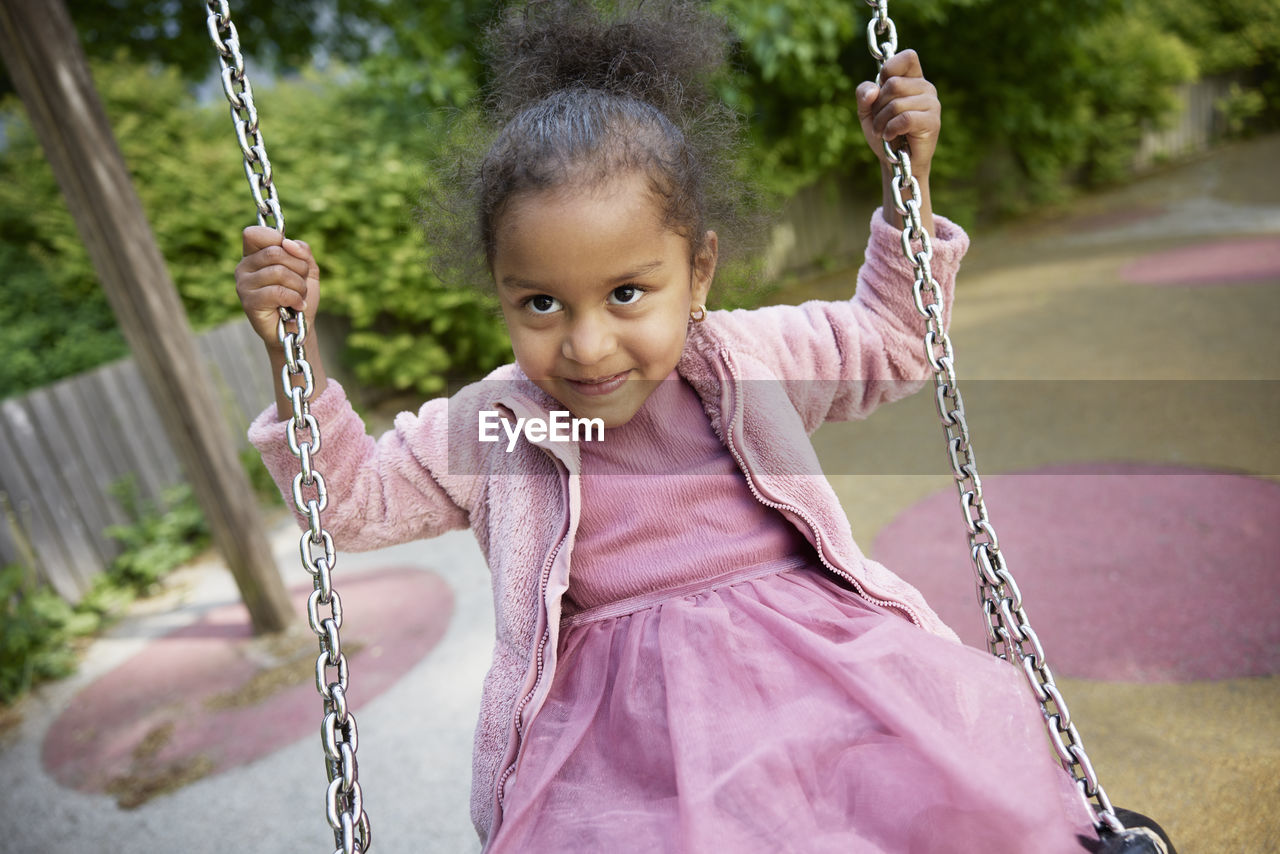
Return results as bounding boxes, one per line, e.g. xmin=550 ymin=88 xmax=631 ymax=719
xmin=1 ymin=134 xmax=1277 ymax=853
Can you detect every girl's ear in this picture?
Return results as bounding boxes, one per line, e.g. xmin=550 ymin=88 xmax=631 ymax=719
xmin=691 ymin=230 xmax=718 ymax=306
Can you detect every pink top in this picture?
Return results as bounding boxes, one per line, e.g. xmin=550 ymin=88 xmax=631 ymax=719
xmin=569 ymin=370 xmax=812 ymax=613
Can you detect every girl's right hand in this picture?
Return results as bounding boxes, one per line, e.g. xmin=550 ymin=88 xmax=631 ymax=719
xmin=236 ymin=225 xmax=320 ymax=347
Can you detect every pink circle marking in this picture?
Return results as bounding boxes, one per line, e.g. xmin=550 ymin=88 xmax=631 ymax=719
xmin=42 ymin=567 xmax=453 ymax=795
xmin=1120 ymin=236 xmax=1280 ymax=285
xmin=872 ymin=463 xmax=1280 ymax=682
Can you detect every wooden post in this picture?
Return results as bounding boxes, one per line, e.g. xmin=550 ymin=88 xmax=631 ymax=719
xmin=0 ymin=0 xmax=294 ymax=633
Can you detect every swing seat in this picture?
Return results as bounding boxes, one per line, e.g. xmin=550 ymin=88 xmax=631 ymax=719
xmin=1087 ymin=808 xmax=1176 ymax=854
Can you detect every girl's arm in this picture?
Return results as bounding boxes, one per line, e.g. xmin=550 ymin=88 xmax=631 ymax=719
xmin=236 ymin=227 xmax=473 ymax=549
xmin=247 ymin=381 xmax=473 ymax=551
xmin=704 ymin=211 xmax=967 ymax=432
xmin=694 ymin=48 xmax=961 ymax=430
xmin=856 ymin=49 xmax=938 ymax=239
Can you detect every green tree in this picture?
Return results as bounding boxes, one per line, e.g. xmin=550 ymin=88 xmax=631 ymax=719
xmin=1 ymin=0 xmax=1259 ymax=400
xmin=0 ymin=54 xmax=513 ymax=400
xmin=3 ymin=2 xmax=493 ymax=94
xmin=0 ymin=58 xmax=242 ymax=397
xmin=717 ymin=0 xmax=1198 ymax=221
xmin=1140 ymin=0 xmax=1280 ymax=130
xmin=1 ymin=1 xmax=508 ymax=399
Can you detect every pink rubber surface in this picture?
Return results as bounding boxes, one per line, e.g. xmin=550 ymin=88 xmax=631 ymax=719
xmin=42 ymin=567 xmax=453 ymax=793
xmin=873 ymin=463 xmax=1280 ymax=682
xmin=1121 ymin=236 xmax=1280 ymax=285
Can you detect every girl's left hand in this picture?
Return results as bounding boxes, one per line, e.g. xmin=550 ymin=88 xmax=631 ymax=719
xmin=856 ymin=49 xmax=940 ymax=178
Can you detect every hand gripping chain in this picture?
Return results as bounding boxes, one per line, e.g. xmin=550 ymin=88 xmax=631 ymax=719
xmin=864 ymin=0 xmax=1128 ymax=839
xmin=205 ymin=3 xmax=371 ymax=852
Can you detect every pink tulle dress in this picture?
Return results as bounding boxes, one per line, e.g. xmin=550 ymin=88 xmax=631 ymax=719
xmin=487 ymin=374 xmax=1097 ymax=853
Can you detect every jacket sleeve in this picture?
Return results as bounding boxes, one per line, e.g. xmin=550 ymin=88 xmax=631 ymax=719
xmin=708 ymin=207 xmax=969 ymax=431
xmin=247 ymin=380 xmax=473 ymax=551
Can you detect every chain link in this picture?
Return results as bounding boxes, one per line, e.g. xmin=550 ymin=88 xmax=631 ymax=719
xmin=863 ymin=0 xmax=1124 ymax=838
xmin=205 ymin=3 xmax=370 ymax=851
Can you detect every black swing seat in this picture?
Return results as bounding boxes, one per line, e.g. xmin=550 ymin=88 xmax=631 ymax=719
xmin=1081 ymin=808 xmax=1176 ymax=854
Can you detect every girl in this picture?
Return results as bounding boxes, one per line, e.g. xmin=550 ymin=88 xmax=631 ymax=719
xmin=238 ymin=1 xmax=1100 ymax=851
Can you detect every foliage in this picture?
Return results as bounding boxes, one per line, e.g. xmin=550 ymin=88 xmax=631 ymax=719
xmin=0 ymin=1 xmax=1269 ymax=398
xmin=0 ymin=562 xmax=97 ymax=705
xmin=0 ymin=243 xmax=128 ymax=400
xmin=1 ymin=1 xmax=495 ymax=103
xmin=0 ymin=58 xmax=244 ymax=398
xmin=1217 ymin=83 xmax=1267 ymax=136
xmin=0 ymin=55 xmax=513 ymax=400
xmin=711 ymin=0 xmax=863 ymax=196
xmin=1058 ymin=10 xmax=1199 ymax=185
xmin=716 ymin=0 xmax=1199 ymax=222
xmin=245 ymin=72 xmax=514 ymax=397
xmin=1 ymin=0 xmax=501 ymax=127
xmin=105 ymin=478 xmax=210 ymax=593
xmin=331 ymin=0 xmax=501 ymax=114
xmin=32 ymin=2 xmax=329 ymax=90
xmin=0 ymin=478 xmax=212 ymax=707
xmin=241 ymin=447 xmax=285 ymax=507
xmin=1139 ymin=0 xmax=1280 ymax=129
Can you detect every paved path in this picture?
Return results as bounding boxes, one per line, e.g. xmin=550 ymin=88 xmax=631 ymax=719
xmin=2 ymin=135 xmax=1277 ymax=853
xmin=0 ymin=527 xmax=493 ymax=853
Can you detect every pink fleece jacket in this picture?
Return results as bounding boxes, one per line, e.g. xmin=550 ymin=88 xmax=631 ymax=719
xmin=249 ymin=208 xmax=969 ymax=844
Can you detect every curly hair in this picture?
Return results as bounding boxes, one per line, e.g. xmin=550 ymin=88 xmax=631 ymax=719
xmin=422 ymin=0 xmax=769 ymax=298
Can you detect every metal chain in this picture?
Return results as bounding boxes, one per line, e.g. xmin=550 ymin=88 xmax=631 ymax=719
xmin=205 ymin=4 xmax=370 ymax=852
xmin=863 ymin=0 xmax=1125 ymax=837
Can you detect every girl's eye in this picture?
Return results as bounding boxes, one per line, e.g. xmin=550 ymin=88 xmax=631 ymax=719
xmin=525 ymin=294 xmax=562 ymax=315
xmin=608 ymin=285 xmax=644 ymax=306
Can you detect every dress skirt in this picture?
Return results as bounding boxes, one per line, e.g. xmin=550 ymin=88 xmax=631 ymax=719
xmin=488 ymin=558 xmax=1099 ymax=853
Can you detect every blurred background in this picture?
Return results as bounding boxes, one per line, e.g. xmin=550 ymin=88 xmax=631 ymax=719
xmin=2 ymin=0 xmax=1276 ymax=406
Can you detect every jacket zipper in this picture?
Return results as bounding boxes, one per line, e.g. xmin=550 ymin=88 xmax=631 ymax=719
xmin=716 ymin=350 xmax=924 ymax=629
xmin=493 ymin=457 xmax=571 ymax=822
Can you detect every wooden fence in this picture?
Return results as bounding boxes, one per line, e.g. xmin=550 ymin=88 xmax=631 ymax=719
xmin=1135 ymin=77 xmax=1231 ymax=169
xmin=0 ymin=319 xmax=275 ymax=600
xmin=766 ymin=174 xmax=872 ymax=280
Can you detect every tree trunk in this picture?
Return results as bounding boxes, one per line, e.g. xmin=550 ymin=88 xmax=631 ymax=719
xmin=0 ymin=0 xmax=294 ymax=633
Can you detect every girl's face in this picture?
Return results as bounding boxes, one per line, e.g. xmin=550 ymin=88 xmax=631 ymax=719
xmin=492 ymin=171 xmax=717 ymax=428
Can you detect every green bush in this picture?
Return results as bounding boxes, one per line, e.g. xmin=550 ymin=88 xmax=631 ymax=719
xmin=717 ymin=0 xmax=1200 ymax=223
xmin=0 ymin=58 xmax=243 ymax=399
xmin=0 ymin=96 xmax=129 ymax=396
xmin=0 ymin=1 xmax=1270 ymax=400
xmin=0 ymin=480 xmax=212 ymax=707
xmin=0 ymin=55 xmax=513 ymax=401
xmin=712 ymin=0 xmax=863 ymax=197
xmin=0 ymin=563 xmax=98 ymax=705
xmin=1142 ymin=0 xmax=1280 ymax=131
xmin=105 ymin=479 xmax=210 ymax=593
xmin=247 ymin=71 xmax=513 ymax=398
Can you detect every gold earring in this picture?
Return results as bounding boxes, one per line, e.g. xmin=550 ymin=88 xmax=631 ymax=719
xmin=689 ymin=304 xmax=707 ymax=323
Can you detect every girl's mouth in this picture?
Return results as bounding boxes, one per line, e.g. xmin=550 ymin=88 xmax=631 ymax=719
xmin=564 ymin=371 xmax=629 ymax=396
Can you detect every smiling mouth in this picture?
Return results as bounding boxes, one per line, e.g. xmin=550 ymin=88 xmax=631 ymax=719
xmin=564 ymin=371 xmax=629 ymax=396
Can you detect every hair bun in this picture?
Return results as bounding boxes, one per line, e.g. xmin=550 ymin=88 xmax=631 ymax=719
xmin=485 ymin=0 xmax=729 ymax=124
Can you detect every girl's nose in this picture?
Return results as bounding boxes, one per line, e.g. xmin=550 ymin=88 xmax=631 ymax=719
xmin=562 ymin=313 xmax=617 ymax=366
